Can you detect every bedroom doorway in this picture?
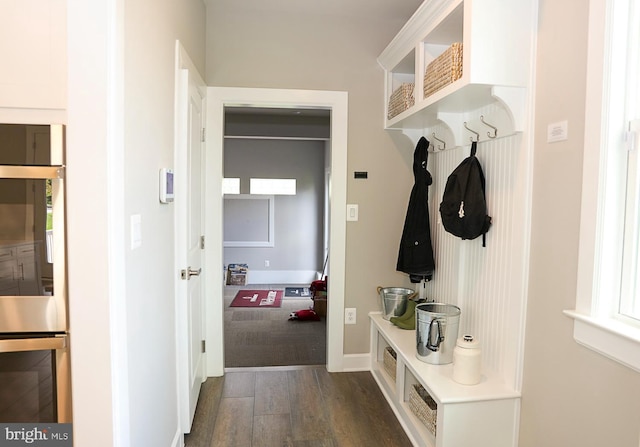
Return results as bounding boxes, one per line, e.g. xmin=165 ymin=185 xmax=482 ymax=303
xmin=222 ymin=107 xmax=329 ymax=368
xmin=205 ymin=87 xmax=348 ymax=377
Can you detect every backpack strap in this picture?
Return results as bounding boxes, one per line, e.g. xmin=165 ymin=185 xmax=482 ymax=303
xmin=470 ymin=140 xmax=477 ymax=157
xmin=471 ymin=141 xmax=488 ymax=247
xmin=457 ymin=142 xmax=477 ymax=201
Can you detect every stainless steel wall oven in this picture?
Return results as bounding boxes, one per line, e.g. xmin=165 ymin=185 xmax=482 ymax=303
xmin=0 ymin=124 xmax=70 ymax=423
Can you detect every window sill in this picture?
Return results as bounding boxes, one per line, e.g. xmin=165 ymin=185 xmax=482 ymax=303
xmin=563 ymin=310 xmax=640 ymax=373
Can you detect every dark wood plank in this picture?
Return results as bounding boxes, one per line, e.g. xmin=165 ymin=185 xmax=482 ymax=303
xmin=287 ymin=369 xmax=333 ymax=442
xmin=254 ymin=371 xmax=290 ymax=416
xmin=184 ymin=377 xmax=224 ymax=447
xmin=292 ymin=440 xmax=337 ymax=447
xmin=223 ymin=371 xmax=256 ymax=398
xmin=314 ymin=369 xmax=413 ymax=447
xmin=209 ymin=397 xmax=254 ymax=447
xmin=252 ymin=413 xmax=294 ymax=447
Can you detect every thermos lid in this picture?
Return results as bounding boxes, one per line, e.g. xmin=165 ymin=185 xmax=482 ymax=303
xmin=456 ymin=334 xmax=481 ymax=349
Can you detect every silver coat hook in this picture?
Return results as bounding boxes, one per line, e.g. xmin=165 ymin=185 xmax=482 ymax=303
xmin=480 ymin=115 xmax=498 ymax=138
xmin=463 ymin=122 xmax=479 ymax=142
xmin=432 ymin=132 xmax=446 ymax=150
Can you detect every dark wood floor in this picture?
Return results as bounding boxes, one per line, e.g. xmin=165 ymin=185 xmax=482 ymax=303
xmin=184 ymin=366 xmax=413 ymax=447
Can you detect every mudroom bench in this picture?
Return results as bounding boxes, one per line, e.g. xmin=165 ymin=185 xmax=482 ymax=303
xmin=369 ymin=312 xmax=520 ymax=447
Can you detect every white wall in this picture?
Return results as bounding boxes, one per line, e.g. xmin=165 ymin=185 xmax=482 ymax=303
xmin=66 ymin=0 xmax=205 ymax=446
xmin=519 ymin=1 xmax=640 ymax=445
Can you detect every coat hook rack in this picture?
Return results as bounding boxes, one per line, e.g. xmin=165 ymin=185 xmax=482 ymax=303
xmin=480 ymin=115 xmax=498 ymax=138
xmin=431 ymin=132 xmax=446 ymax=150
xmin=463 ymin=122 xmax=480 ymax=142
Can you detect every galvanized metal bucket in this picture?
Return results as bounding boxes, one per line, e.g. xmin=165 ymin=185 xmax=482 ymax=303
xmin=416 ymin=303 xmax=461 ymax=364
xmin=377 ymin=286 xmax=417 ymax=320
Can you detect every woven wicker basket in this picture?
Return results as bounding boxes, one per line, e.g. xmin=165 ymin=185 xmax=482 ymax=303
xmin=423 ymin=42 xmax=463 ymax=99
xmin=408 ymin=383 xmax=437 ymax=435
xmin=382 ymin=346 xmax=397 ymax=381
xmin=387 ymin=83 xmax=415 ymax=120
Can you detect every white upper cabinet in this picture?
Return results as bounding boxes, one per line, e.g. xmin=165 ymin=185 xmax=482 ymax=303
xmin=379 ymin=0 xmax=535 ymax=131
xmin=0 ymin=0 xmax=67 ymax=111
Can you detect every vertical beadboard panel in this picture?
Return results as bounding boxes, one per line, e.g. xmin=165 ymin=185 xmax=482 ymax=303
xmin=421 ymin=103 xmax=529 ymax=392
xmin=428 ymin=143 xmax=466 ymax=304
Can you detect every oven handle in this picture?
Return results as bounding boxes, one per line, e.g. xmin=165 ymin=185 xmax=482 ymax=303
xmin=0 ymin=334 xmax=67 ymax=353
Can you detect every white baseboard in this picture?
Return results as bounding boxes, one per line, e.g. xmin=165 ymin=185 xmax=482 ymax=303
xmin=340 ymin=353 xmax=371 ymax=372
xmin=247 ymin=270 xmax=317 ymax=284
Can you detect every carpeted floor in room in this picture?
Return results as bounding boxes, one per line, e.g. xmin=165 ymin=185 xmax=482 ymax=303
xmin=224 ymin=284 xmax=326 ymax=368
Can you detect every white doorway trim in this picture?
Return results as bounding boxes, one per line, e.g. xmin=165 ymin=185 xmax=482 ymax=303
xmin=205 ymin=87 xmax=348 ymax=375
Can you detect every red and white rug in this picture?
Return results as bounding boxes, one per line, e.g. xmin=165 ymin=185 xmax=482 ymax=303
xmin=229 ymin=289 xmax=283 ymax=308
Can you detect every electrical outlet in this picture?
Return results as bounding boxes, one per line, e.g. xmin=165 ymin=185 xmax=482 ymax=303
xmin=345 ymin=308 xmax=357 ymax=324
xmin=264 ymin=260 xmax=270 ymax=267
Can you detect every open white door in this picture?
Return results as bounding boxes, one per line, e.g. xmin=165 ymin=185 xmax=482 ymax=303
xmin=175 ymin=43 xmax=206 ymax=433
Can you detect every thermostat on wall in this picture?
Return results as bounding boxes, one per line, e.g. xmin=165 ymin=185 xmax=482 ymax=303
xmin=159 ymin=168 xmax=174 ymax=203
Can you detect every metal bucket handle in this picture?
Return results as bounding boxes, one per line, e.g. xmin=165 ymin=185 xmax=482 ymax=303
xmin=376 ymin=287 xmax=419 ymax=301
xmin=426 ymin=318 xmax=444 ymax=352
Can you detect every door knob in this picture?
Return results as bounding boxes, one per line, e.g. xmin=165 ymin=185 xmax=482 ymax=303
xmin=181 ymin=267 xmax=202 ymax=280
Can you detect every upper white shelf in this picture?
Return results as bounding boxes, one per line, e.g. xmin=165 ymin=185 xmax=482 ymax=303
xmin=378 ymin=0 xmax=534 ymax=131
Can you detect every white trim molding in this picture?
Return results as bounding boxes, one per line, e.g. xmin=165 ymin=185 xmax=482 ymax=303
xmin=564 ymin=310 xmax=640 ymax=372
xmin=223 ymin=194 xmax=275 ymax=248
xmin=246 ymin=270 xmax=317 ymax=285
xmin=206 ymin=87 xmax=349 ymax=375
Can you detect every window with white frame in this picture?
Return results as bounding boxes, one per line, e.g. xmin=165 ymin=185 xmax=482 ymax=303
xmin=222 ymin=177 xmax=240 ymax=195
xmin=566 ymin=0 xmax=640 ymax=372
xmin=249 ymin=178 xmax=296 ymax=195
xmin=618 ymin=1 xmax=640 ymax=322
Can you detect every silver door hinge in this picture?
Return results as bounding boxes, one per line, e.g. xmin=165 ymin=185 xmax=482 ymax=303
xmin=200 ymin=235 xmax=205 ymax=249
xmin=201 ymin=128 xmax=206 ymax=142
xmin=201 ymin=340 xmax=206 ymax=353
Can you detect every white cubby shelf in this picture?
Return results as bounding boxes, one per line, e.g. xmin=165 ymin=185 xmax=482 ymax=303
xmin=369 ymin=312 xmax=520 ymax=447
xmin=374 ymin=0 xmax=536 ymax=444
xmin=378 ymin=0 xmax=534 ymax=138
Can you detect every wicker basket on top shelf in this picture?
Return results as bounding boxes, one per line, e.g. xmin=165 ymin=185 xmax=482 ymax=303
xmin=408 ymin=383 xmax=437 ymax=436
xmin=387 ymin=83 xmax=415 ymax=120
xmin=423 ymin=42 xmax=463 ymax=99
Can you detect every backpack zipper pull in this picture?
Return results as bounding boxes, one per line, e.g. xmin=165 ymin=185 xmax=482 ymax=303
xmin=458 ymin=201 xmax=465 ymax=218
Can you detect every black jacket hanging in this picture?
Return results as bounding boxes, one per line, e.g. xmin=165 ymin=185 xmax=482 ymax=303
xmin=396 ymin=136 xmax=435 ymax=282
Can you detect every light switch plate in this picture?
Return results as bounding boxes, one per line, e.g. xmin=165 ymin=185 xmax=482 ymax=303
xmin=130 ymin=214 xmax=142 ymax=249
xmin=547 ymin=120 xmax=568 ymax=143
xmin=347 ymin=204 xmax=358 ymax=221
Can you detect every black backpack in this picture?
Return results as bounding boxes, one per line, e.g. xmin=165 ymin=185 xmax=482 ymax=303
xmin=439 ymin=141 xmax=492 ymax=246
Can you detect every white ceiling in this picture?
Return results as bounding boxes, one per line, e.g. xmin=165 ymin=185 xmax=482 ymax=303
xmin=206 ymin=0 xmax=423 ymax=23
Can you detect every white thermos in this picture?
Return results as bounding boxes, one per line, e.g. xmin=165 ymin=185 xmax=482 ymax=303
xmin=452 ymin=334 xmax=481 ymax=385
